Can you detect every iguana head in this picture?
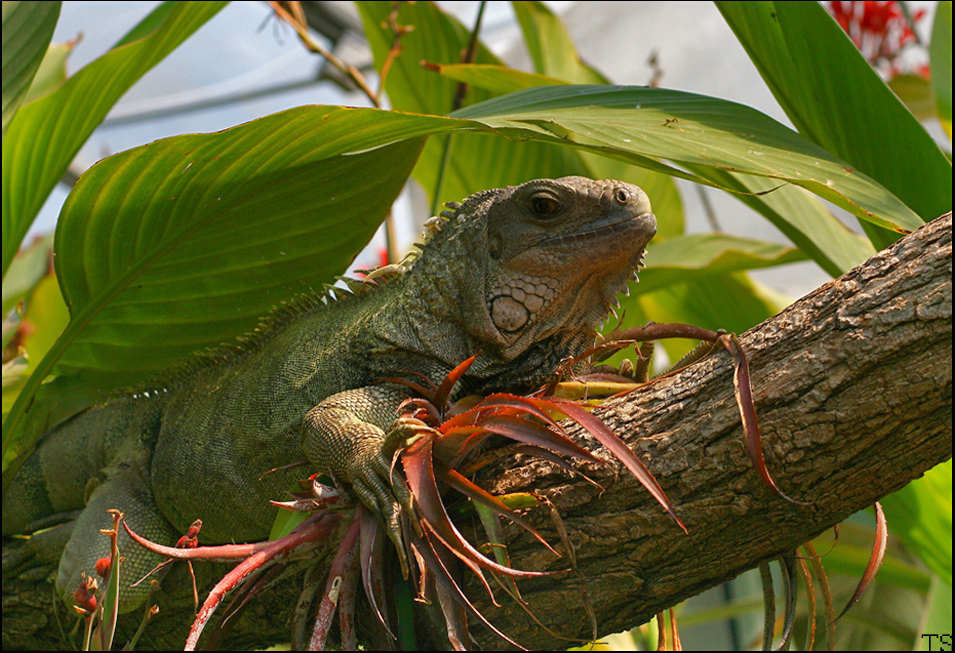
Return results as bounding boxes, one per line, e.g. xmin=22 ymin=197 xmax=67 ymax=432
xmin=412 ymin=176 xmax=656 ymax=373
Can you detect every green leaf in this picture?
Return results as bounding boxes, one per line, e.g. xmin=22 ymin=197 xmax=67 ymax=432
xmin=51 ymin=109 xmax=431 ymax=384
xmin=23 ymin=40 xmax=75 ymax=106
xmin=1 ymin=1 xmax=60 ymax=138
xmin=357 ymin=0 xmax=583 ymax=206
xmin=511 ymin=0 xmax=610 ymax=83
xmin=634 ymin=233 xmax=806 ymax=295
xmin=888 ymin=74 xmax=938 ymax=121
xmin=424 ymin=63 xmax=569 ymax=95
xmin=682 ymin=165 xmax=875 ymax=277
xmin=616 ymin=273 xmax=784 ymax=365
xmin=2 ymin=1 xmax=227 ymax=280
xmin=2 ymin=105 xmax=454 ymax=471
xmin=426 ymin=62 xmax=687 ymax=237
xmin=432 ymin=61 xmax=872 ymax=273
xmin=930 ymin=1 xmax=952 ymax=139
xmin=1 ymin=233 xmax=52 ymax=315
xmin=880 ymin=460 xmax=952 ymax=586
xmin=453 ymin=85 xmax=924 ymax=235
xmin=717 ymin=1 xmax=951 ymax=246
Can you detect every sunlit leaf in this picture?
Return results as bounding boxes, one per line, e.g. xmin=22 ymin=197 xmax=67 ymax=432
xmin=717 ymin=1 xmax=951 ymax=247
xmin=454 ymin=85 xmax=924 ymax=236
xmin=2 ymin=2 xmax=227 ymax=278
xmin=0 ymin=1 xmax=60 ymax=137
xmin=22 ymin=40 xmax=74 ymax=105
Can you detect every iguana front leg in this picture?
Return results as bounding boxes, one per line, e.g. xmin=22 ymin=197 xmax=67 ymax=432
xmin=301 ymin=385 xmax=419 ymax=571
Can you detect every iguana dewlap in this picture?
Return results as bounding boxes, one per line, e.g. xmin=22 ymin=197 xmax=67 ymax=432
xmin=2 ymin=176 xmax=656 ymax=613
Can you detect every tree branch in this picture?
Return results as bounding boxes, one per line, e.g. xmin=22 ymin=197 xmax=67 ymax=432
xmin=2 ymin=214 xmax=950 ymax=650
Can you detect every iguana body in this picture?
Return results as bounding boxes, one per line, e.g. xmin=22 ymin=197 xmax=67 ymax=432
xmin=2 ymin=177 xmax=656 ymax=614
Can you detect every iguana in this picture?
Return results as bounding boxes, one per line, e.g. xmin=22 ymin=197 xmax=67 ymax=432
xmin=2 ymin=176 xmax=656 ymax=622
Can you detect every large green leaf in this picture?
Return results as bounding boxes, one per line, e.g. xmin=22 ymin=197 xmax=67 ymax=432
xmin=1 ymin=2 xmax=227 ymax=279
xmin=682 ymin=165 xmax=875 ymax=277
xmin=428 ymin=62 xmax=687 ymax=237
xmin=0 ymin=1 xmax=60 ymax=138
xmin=432 ymin=62 xmax=876 ymax=268
xmin=453 ymin=85 xmax=924 ymax=236
xmin=1 ymin=106 xmax=471 ymax=470
xmin=634 ymin=233 xmax=805 ymax=295
xmin=717 ymin=1 xmax=951 ymax=246
xmin=49 ymin=109 xmax=442 ymax=383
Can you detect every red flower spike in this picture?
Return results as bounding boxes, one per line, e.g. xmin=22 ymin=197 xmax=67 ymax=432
xmin=825 ymin=1 xmax=928 ymax=79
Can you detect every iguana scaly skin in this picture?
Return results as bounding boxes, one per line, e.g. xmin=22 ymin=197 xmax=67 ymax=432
xmin=2 ymin=176 xmax=656 ymax=614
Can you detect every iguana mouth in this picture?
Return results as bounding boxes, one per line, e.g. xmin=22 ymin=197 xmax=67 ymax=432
xmin=535 ymin=211 xmax=656 ymax=248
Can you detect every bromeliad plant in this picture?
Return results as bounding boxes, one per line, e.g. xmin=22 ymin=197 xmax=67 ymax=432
xmin=115 ymin=325 xmax=886 ymax=650
xmin=119 ymin=352 xmax=687 ymax=650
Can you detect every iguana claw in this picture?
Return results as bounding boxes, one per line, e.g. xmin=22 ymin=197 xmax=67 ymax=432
xmin=302 ymin=391 xmax=430 ymax=577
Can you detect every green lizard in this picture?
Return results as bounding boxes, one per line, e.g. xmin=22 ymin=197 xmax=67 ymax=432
xmin=2 ymin=176 xmax=656 ymax=623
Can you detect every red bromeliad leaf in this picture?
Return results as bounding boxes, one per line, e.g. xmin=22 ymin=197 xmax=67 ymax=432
xmin=475 ymin=393 xmax=567 ymax=430
xmin=796 ymin=555 xmax=816 ymax=651
xmin=507 ymin=444 xmax=604 ymax=490
xmin=835 ymin=501 xmax=887 ymax=621
xmin=359 ymin=506 xmax=395 ymax=640
xmin=183 ymin=513 xmax=341 ymax=650
xmin=476 ymin=414 xmax=601 ymax=464
xmin=801 ymin=540 xmax=836 ymax=647
xmin=402 ymin=433 xmax=498 ymax=602
xmin=338 ymin=549 xmax=361 ymax=651
xmin=435 ymin=458 xmax=561 ymax=557
xmin=123 ymin=521 xmax=265 ymax=561
xmin=434 ymin=424 xmax=491 ymax=462
xmin=401 ymin=434 xmax=558 ymax=583
xmin=377 ymin=377 xmax=437 ymax=402
xmin=433 ymin=355 xmax=478 ymax=414
xmin=412 ymin=527 xmax=527 ymax=651
xmin=537 ymin=396 xmax=687 ymax=533
xmin=720 ymin=333 xmax=802 ymax=505
xmin=778 ymin=553 xmax=798 ymax=650
xmin=398 ymin=396 xmax=444 ymax=425
xmin=309 ymin=517 xmax=361 ymax=651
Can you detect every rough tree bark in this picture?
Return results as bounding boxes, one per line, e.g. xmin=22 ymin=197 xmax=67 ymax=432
xmin=1 ymin=213 xmax=950 ymax=650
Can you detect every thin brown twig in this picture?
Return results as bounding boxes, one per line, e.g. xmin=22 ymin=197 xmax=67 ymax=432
xmin=378 ymin=2 xmax=415 ymax=97
xmin=267 ymin=1 xmax=380 ymax=108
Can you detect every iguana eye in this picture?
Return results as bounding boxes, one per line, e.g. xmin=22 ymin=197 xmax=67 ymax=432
xmin=529 ymin=194 xmax=560 ymax=218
